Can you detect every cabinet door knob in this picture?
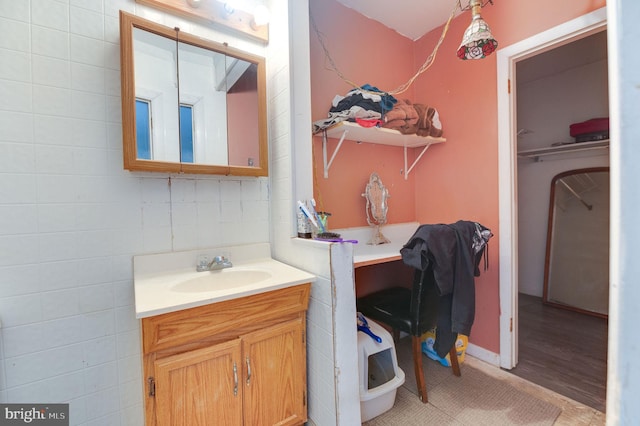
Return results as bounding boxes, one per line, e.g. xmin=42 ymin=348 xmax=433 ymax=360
xmin=246 ymin=357 xmax=251 ymax=386
xmin=233 ymin=362 xmax=238 ymax=396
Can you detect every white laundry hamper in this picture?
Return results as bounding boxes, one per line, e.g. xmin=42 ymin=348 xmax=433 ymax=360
xmin=357 ymin=316 xmax=405 ymax=422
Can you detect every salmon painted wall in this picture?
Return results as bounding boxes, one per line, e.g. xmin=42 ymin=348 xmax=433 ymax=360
xmin=309 ymin=0 xmax=606 ymax=355
xmin=309 ymin=0 xmax=417 ymax=229
xmin=411 ymin=0 xmax=606 ymax=353
xmin=228 ymin=90 xmax=259 ymax=166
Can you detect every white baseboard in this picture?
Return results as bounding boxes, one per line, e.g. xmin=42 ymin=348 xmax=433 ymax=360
xmin=466 ymin=343 xmax=500 ymax=367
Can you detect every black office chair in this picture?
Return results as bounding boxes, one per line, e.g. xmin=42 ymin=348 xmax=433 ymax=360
xmin=356 ymin=266 xmax=461 ymax=403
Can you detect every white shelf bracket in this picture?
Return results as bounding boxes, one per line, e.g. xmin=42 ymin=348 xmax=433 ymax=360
xmin=404 ymin=143 xmax=432 ymax=180
xmin=322 ymin=129 xmax=347 ymax=178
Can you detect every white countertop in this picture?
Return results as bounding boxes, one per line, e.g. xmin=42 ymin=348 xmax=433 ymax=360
xmin=334 ymin=222 xmax=419 ymax=267
xmin=133 ymin=243 xmax=316 ymax=318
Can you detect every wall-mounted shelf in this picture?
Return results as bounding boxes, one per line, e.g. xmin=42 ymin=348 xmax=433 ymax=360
xmin=318 ymin=121 xmax=446 ymax=179
xmin=518 ymin=139 xmax=609 ymax=161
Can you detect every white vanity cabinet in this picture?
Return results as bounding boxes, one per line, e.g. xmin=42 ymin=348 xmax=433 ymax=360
xmin=140 ymin=283 xmax=310 ymax=426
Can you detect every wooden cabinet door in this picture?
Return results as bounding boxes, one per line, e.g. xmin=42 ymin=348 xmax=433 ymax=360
xmin=154 ymin=339 xmax=243 ymax=426
xmin=242 ymin=318 xmax=307 ymax=426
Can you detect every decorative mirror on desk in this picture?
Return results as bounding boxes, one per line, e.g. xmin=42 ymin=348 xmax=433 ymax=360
xmin=119 ymin=11 xmax=268 ymax=176
xmin=543 ymin=167 xmax=609 ymax=318
xmin=362 ymin=172 xmax=390 ymax=245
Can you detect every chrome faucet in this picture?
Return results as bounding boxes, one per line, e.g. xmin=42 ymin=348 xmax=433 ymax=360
xmin=196 ymin=254 xmax=233 ymax=272
xmin=206 ymin=255 xmax=233 ymax=271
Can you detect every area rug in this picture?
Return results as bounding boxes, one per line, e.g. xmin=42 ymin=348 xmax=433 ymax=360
xmin=363 ymin=337 xmax=562 ymax=426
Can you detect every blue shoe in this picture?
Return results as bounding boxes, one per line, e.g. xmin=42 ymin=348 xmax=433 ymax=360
xmin=421 ymin=339 xmax=450 ymax=367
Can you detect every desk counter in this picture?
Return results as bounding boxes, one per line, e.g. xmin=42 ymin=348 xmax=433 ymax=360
xmin=335 ymin=222 xmax=419 ymax=268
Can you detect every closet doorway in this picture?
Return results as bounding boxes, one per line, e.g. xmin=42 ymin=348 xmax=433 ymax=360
xmin=496 ymin=8 xmax=608 ymax=413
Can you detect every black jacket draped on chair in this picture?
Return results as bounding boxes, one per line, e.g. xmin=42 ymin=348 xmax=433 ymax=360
xmin=400 ymin=220 xmax=492 ymax=357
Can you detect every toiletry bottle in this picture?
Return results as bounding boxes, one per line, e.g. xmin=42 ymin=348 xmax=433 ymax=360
xmin=297 ymin=210 xmax=312 ymax=238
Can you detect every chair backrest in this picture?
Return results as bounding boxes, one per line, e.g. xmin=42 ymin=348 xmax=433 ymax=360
xmin=409 ymin=265 xmax=440 ymax=336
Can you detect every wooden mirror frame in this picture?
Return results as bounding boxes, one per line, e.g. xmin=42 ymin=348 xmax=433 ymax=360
xmin=119 ymin=11 xmax=268 ymax=176
xmin=542 ymin=166 xmax=609 ymax=318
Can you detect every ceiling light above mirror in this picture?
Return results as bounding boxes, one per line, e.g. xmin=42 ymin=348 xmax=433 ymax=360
xmin=252 ymin=4 xmax=270 ymax=27
xmin=136 ymin=0 xmax=269 ymax=42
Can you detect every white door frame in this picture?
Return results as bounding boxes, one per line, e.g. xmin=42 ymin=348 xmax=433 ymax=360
xmin=496 ymin=7 xmax=607 ymax=369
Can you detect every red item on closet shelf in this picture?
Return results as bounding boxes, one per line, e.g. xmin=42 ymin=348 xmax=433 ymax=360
xmin=569 ymin=117 xmax=609 ymax=137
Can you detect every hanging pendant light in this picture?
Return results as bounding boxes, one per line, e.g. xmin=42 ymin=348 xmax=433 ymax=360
xmin=457 ymin=0 xmax=498 ymax=60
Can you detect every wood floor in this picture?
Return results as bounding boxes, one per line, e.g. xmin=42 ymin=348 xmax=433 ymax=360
xmin=508 ymin=293 xmax=608 ymax=413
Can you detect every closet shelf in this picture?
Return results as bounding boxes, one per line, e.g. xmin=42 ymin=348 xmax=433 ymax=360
xmin=318 ymin=121 xmax=446 ymax=180
xmin=518 ymin=139 xmax=609 ymax=161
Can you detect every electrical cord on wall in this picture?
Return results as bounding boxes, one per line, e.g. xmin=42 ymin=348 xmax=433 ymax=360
xmin=309 ymin=0 xmax=461 ymax=96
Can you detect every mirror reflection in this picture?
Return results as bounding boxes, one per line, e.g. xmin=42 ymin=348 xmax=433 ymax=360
xmin=176 ymin=41 xmax=229 ymax=165
xmin=120 ymin=11 xmax=268 ymax=176
xmin=543 ymin=167 xmax=609 ymax=317
xmin=133 ymin=27 xmax=180 ymax=162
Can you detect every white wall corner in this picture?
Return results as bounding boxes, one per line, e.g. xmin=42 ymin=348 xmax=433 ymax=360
xmin=606 ymin=1 xmax=640 ymax=423
xmin=330 ymin=243 xmax=361 ymax=425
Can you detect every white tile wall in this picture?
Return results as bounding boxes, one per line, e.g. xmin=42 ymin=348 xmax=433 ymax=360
xmin=70 ymin=7 xmax=104 ymax=40
xmin=33 ymin=55 xmax=70 ymax=88
xmin=0 ymin=1 xmax=29 ymax=21
xmin=32 ymin=0 xmax=69 ymax=32
xmin=0 ymin=265 xmax=40 ymax=297
xmin=0 ymin=0 xmax=272 ymax=424
xmin=264 ymin=0 xmax=359 ymax=424
xmin=0 ymin=17 xmax=30 ymax=52
xmin=0 ymin=50 xmax=31 ymax=82
xmin=0 ymin=205 xmax=38 ymax=234
xmin=33 ymin=85 xmax=69 ymax=116
xmin=1 ymin=80 xmax=32 ymax=112
xmin=0 ymin=113 xmax=33 ymax=143
xmin=32 ymin=26 xmax=70 ymax=60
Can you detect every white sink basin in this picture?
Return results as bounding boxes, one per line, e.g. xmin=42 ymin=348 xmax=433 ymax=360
xmin=133 ymin=243 xmax=316 ymax=318
xmin=171 ymin=269 xmax=272 ymax=293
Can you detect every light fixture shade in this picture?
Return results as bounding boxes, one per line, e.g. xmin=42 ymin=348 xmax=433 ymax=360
xmin=253 ymin=5 xmax=270 ymax=26
xmin=457 ymin=17 xmax=498 ymax=60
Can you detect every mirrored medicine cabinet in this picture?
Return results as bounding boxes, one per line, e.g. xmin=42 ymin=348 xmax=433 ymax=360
xmin=119 ymin=11 xmax=268 ymax=176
